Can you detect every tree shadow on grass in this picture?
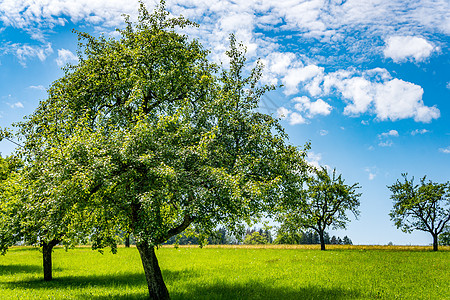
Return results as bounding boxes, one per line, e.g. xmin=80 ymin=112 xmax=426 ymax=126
xmin=2 ymin=268 xmax=361 ymax=300
xmin=2 ymin=269 xmax=198 ymax=292
xmin=78 ymin=281 xmax=361 ymax=300
xmin=0 ymin=264 xmax=42 ymax=275
xmin=171 ymin=281 xmax=361 ymax=300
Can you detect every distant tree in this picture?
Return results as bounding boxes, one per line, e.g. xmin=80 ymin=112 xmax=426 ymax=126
xmin=274 ymin=224 xmax=303 ymax=244
xmin=439 ymin=229 xmax=450 ymax=246
xmin=323 ymin=231 xmax=331 ymax=244
xmin=388 ymin=174 xmax=450 ymax=251
xmin=208 ymin=228 xmax=228 ymax=245
xmin=243 ymin=231 xmax=268 ymax=245
xmin=330 ymin=236 xmax=338 ymax=245
xmin=342 ymin=236 xmax=352 ymax=245
xmin=276 ymin=167 xmax=361 ymax=250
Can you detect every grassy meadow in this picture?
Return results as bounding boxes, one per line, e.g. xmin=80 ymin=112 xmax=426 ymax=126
xmin=0 ymin=245 xmax=449 ymax=299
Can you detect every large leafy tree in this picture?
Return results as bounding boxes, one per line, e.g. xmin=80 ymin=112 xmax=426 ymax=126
xmin=13 ymin=2 xmax=304 ymax=299
xmin=389 ymin=174 xmax=450 ymax=251
xmin=276 ymin=167 xmax=361 ymax=250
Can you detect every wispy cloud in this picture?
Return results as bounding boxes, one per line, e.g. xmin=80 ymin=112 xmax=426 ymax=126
xmin=379 ymin=140 xmax=394 ymax=147
xmin=29 ymin=85 xmax=45 ymax=91
xmin=55 ymin=49 xmax=78 ymax=67
xmin=439 ymin=147 xmax=450 ymax=154
xmin=2 ymin=42 xmax=53 ymax=67
xmin=365 ymin=168 xmax=377 ymax=180
xmin=378 ymin=130 xmax=398 ymax=147
xmin=8 ymin=102 xmax=24 ymax=109
xmin=411 ymin=129 xmax=430 ymax=135
xmin=319 ymin=130 xmax=328 ymax=136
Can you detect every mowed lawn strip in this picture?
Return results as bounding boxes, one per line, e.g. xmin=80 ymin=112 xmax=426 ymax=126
xmin=0 ymin=245 xmax=448 ymax=299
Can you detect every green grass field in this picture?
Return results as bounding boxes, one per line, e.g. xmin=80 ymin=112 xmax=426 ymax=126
xmin=1 ymin=245 xmax=449 ymax=299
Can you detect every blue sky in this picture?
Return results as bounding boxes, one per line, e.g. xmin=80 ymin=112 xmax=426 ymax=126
xmin=0 ymin=0 xmax=449 ymax=245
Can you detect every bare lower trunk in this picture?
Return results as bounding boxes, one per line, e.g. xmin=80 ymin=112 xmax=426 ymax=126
xmin=125 ymin=234 xmax=130 ymax=248
xmin=136 ymin=242 xmax=170 ymax=300
xmin=433 ymin=234 xmax=438 ymax=251
xmin=319 ymin=231 xmax=326 ymax=251
xmin=42 ymin=239 xmax=59 ymax=281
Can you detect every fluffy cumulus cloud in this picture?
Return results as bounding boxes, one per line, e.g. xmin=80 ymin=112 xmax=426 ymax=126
xmin=282 ymin=65 xmax=324 ymax=96
xmin=55 ymin=49 xmax=78 ymax=67
xmin=293 ymin=96 xmax=332 ymax=117
xmin=383 ymin=36 xmax=435 ymax=63
xmin=302 ymin=68 xmax=440 ymax=123
xmin=277 ymin=96 xmax=332 ymax=125
xmin=379 ymin=130 xmax=399 ymax=138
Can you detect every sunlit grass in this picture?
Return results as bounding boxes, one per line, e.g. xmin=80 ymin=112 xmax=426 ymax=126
xmin=0 ymin=245 xmax=448 ymax=299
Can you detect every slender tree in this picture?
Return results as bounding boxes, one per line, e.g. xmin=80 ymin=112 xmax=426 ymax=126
xmin=388 ymin=174 xmax=450 ymax=251
xmin=276 ymin=167 xmax=361 ymax=250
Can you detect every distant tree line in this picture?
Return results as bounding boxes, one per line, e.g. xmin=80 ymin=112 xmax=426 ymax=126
xmin=159 ymin=226 xmax=352 ymax=246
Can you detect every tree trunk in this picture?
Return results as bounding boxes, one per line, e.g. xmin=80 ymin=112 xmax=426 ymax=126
xmin=125 ymin=234 xmax=130 ymax=248
xmin=136 ymin=242 xmax=170 ymax=300
xmin=319 ymin=231 xmax=326 ymax=251
xmin=433 ymin=234 xmax=438 ymax=251
xmin=42 ymin=240 xmax=58 ymax=281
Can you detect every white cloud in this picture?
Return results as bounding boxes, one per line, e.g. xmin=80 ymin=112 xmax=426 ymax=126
xmin=411 ymin=129 xmax=430 ymax=135
xmin=378 ymin=130 xmax=398 ymax=147
xmin=374 ymin=79 xmax=440 ymax=122
xmin=29 ymin=85 xmax=45 ymax=91
xmin=368 ymin=172 xmax=376 ymax=180
xmin=292 ymin=96 xmax=332 ymax=117
xmin=307 ymin=151 xmax=323 ymax=169
xmin=289 ymin=112 xmax=308 ymax=125
xmin=319 ymin=129 xmax=328 ymax=136
xmin=384 ymin=36 xmax=435 ymax=63
xmin=3 ymin=42 xmax=53 ymax=67
xmin=276 ymin=107 xmax=291 ymax=119
xmin=379 ymin=130 xmax=399 ymax=138
xmin=439 ymin=147 xmax=450 ymax=154
xmin=379 ymin=140 xmax=393 ymax=147
xmin=55 ymin=49 xmax=78 ymax=67
xmin=282 ymin=65 xmax=324 ymax=95
xmin=312 ymin=69 xmax=440 ymax=123
xmin=8 ymin=102 xmax=24 ymax=108
xmin=0 ymin=0 xmax=445 ymax=125
xmin=447 ymin=82 xmax=450 ymax=90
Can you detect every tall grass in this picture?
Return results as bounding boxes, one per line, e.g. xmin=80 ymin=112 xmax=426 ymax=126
xmin=0 ymin=245 xmax=448 ymax=299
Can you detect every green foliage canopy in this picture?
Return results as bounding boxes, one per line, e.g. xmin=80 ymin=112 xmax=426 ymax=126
xmin=276 ymin=166 xmax=361 ymax=250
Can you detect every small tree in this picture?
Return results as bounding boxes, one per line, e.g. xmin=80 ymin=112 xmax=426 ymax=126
xmin=439 ymin=229 xmax=450 ymax=246
xmin=243 ymin=232 xmax=267 ymax=245
xmin=0 ymin=152 xmax=103 ymax=281
xmin=277 ymin=167 xmax=361 ymax=250
xmin=342 ymin=236 xmax=352 ymax=245
xmin=388 ymin=174 xmax=450 ymax=251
